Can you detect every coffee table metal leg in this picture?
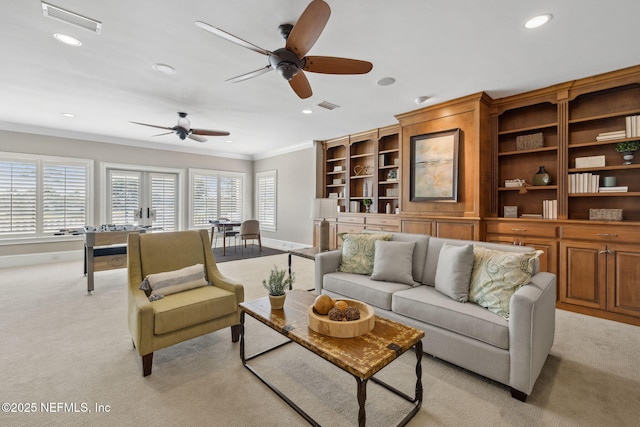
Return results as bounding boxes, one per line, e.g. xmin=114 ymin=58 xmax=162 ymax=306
xmin=356 ymin=377 xmax=368 ymax=427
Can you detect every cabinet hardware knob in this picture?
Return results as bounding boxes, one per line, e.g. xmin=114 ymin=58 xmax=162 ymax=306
xmin=598 ymin=249 xmax=612 ymax=255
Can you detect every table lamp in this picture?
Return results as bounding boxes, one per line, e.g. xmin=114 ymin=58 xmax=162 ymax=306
xmin=312 ymin=198 xmax=338 ymax=251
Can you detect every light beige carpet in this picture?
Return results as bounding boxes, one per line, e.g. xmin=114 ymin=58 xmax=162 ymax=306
xmin=1 ymin=254 xmax=639 ymax=426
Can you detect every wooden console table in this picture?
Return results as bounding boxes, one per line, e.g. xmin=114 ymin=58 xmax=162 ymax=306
xmin=84 ymin=229 xmax=144 ymax=293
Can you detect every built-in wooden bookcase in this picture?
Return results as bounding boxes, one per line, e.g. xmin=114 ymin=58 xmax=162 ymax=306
xmin=377 ymin=125 xmax=400 ymax=214
xmin=324 ymin=137 xmax=348 ymax=213
xmin=496 ymin=102 xmax=559 ymax=218
xmin=348 ymin=131 xmax=376 ymax=212
xmin=567 ymin=83 xmax=640 ymax=221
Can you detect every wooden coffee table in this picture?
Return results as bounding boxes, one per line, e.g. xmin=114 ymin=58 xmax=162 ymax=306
xmin=239 ymin=289 xmax=424 ymax=427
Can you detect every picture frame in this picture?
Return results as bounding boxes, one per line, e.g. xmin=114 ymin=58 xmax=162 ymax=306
xmin=410 ymin=128 xmax=460 ymax=201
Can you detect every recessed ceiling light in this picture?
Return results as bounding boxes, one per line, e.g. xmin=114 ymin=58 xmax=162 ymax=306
xmin=302 ymin=109 xmax=313 ymax=115
xmin=226 ymin=140 xmax=233 ymax=143
xmin=61 ymin=113 xmax=76 ymax=118
xmin=376 ymin=77 xmax=396 ymax=87
xmin=152 ymin=63 xmax=176 ymax=75
xmin=414 ymin=96 xmax=430 ymax=105
xmin=524 ymin=14 xmax=552 ymax=29
xmin=53 ymin=32 xmax=82 ymax=46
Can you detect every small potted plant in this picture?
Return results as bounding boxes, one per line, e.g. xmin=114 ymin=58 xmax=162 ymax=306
xmin=263 ymin=265 xmax=295 ymax=309
xmin=362 ymin=198 xmax=372 ymax=213
xmin=615 ymin=141 xmax=640 ymax=165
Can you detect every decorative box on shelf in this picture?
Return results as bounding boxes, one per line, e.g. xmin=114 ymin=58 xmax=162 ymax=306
xmin=386 ymin=188 xmax=399 ymax=197
xmin=575 ymin=155 xmax=605 ymax=169
xmin=333 ymin=165 xmax=343 ymax=172
xmin=332 ymin=178 xmax=343 ymax=185
xmin=589 ymin=209 xmax=623 ymax=221
xmin=504 ymin=206 xmax=518 ymax=218
xmin=516 ymin=132 xmax=544 ymax=150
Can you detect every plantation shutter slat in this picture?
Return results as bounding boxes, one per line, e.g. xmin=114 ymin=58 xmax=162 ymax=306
xmin=257 ymin=170 xmax=276 ymax=231
xmin=43 ymin=163 xmax=87 ymax=232
xmin=110 ymin=171 xmax=140 ymax=225
xmin=151 ymin=172 xmax=177 ymax=231
xmin=0 ymin=160 xmax=37 ymax=234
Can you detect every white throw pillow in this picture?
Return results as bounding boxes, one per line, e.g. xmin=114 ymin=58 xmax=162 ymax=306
xmin=370 ymin=240 xmax=416 ymax=286
xmin=434 ymin=243 xmax=474 ymax=302
xmin=139 ymin=264 xmax=208 ymax=301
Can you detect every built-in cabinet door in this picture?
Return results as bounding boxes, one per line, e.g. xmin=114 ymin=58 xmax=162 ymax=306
xmin=560 ymin=241 xmax=607 ymax=310
xmin=607 ymin=244 xmax=640 ymax=317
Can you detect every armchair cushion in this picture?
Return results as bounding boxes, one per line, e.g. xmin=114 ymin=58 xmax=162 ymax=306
xmin=139 ymin=263 xmax=208 ymax=301
xmin=152 ymin=285 xmax=238 ymax=334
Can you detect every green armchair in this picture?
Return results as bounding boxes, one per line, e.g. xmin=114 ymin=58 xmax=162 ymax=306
xmin=127 ymin=229 xmax=244 ymax=376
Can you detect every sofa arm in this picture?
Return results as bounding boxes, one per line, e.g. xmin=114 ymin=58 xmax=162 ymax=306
xmin=508 ymin=271 xmax=556 ymax=397
xmin=315 ymin=250 xmax=341 ymax=294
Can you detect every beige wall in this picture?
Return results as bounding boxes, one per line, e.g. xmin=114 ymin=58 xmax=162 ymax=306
xmin=253 ymin=144 xmax=317 ymax=247
xmin=0 ymin=130 xmax=254 ymax=257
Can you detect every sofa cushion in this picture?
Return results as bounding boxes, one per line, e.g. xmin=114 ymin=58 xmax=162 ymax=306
xmin=392 ymin=285 xmax=509 ymax=349
xmin=139 ymin=263 xmax=208 ymax=301
xmin=338 ymin=233 xmax=392 ymax=275
xmin=435 ymin=243 xmax=474 ymax=302
xmin=469 ymin=246 xmax=543 ymax=319
xmin=371 ymin=240 xmax=417 ymax=286
xmin=387 ymin=233 xmax=430 ymax=282
xmin=152 ymin=285 xmax=237 ymax=335
xmin=323 ymin=272 xmax=412 ymax=310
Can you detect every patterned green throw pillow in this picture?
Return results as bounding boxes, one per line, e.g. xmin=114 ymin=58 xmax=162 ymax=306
xmin=469 ymin=246 xmax=542 ymax=319
xmin=338 ymin=233 xmax=392 ymax=275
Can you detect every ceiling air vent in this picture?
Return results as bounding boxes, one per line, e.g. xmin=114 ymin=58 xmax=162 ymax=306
xmin=42 ymin=2 xmax=102 ymax=34
xmin=317 ymin=101 xmax=340 ymax=111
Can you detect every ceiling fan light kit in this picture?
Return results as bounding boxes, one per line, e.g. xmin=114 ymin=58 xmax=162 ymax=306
xmin=195 ymin=0 xmax=373 ymax=99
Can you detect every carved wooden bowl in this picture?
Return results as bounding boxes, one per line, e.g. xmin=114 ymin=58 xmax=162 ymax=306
xmin=308 ymin=299 xmax=375 ymax=338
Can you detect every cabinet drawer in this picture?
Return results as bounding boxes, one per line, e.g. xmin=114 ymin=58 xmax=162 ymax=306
xmin=486 ymin=222 xmax=557 ymax=238
xmin=366 ymin=216 xmax=399 ymax=227
xmin=338 ymin=215 xmax=365 ymax=224
xmin=337 ymin=224 xmax=365 ymax=235
xmin=561 ymin=226 xmax=640 ymax=244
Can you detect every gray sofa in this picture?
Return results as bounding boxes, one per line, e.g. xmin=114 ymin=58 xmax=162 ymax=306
xmin=315 ymin=232 xmax=556 ymax=401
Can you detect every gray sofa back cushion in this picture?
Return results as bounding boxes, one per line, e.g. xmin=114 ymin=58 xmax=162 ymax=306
xmin=364 ymin=230 xmax=430 ymax=282
xmin=422 ymin=237 xmax=539 ymax=286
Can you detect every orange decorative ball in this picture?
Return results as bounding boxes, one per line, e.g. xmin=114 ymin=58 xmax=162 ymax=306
xmin=313 ymin=295 xmax=334 ymax=315
xmin=334 ymin=300 xmax=349 ymax=312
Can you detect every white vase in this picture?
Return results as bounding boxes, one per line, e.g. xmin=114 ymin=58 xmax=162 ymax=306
xmin=622 ymin=151 xmax=635 ymax=165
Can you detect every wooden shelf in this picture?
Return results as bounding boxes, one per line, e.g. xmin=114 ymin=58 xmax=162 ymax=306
xmin=350 ymin=174 xmax=373 ymax=180
xmin=351 ymin=153 xmax=374 ymax=159
xmin=568 ymin=137 xmax=639 ymax=149
xmin=569 ymin=192 xmax=640 ymax=197
xmin=379 ymin=148 xmax=399 ymax=154
xmin=498 ymin=185 xmax=558 ymax=191
xmin=498 ymin=146 xmax=558 ymax=156
xmin=568 ymin=108 xmax=640 ymax=124
xmin=327 ymin=157 xmax=346 ymax=162
xmin=568 ymin=164 xmax=640 ymax=173
xmin=498 ymin=122 xmax=557 ymax=135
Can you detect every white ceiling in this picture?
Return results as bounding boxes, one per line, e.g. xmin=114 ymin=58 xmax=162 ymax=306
xmin=1 ymin=1 xmax=639 ymax=160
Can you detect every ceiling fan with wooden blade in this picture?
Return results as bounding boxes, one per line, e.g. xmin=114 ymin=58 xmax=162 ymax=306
xmin=195 ymin=0 xmax=372 ymax=99
xmin=130 ymin=112 xmax=229 ymax=143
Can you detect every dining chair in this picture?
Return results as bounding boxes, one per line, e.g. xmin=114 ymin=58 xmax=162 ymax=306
xmin=211 ymin=217 xmax=239 ymax=249
xmin=238 ymin=219 xmax=262 ymax=254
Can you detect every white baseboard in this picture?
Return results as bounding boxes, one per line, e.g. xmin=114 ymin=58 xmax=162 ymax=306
xmin=0 ymin=250 xmax=83 ymax=269
xmin=260 ymin=238 xmax=310 ymax=251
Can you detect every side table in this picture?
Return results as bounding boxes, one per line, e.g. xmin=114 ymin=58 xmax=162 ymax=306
xmin=287 ymin=247 xmax=328 ymax=290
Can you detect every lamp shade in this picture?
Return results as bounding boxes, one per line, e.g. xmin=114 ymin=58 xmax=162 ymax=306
xmin=312 ymin=198 xmax=338 ymax=220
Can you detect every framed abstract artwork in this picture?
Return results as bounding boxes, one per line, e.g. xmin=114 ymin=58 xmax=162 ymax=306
xmin=410 ymin=128 xmax=460 ymax=201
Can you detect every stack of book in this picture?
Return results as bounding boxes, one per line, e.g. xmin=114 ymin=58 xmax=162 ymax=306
xmin=569 ymin=173 xmax=600 ymax=193
xmin=596 ymin=130 xmax=626 ymax=141
xmin=504 ymin=179 xmax=526 ymax=187
xmin=599 ymin=186 xmax=628 ymax=193
xmin=626 ymin=115 xmax=640 ymax=137
xmin=543 ymin=200 xmax=557 ymax=219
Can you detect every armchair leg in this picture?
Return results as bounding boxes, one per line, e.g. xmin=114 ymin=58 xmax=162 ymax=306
xmin=142 ymin=353 xmax=153 ymax=377
xmin=510 ymin=387 xmax=528 ymax=402
xmin=231 ymin=324 xmax=241 ymax=342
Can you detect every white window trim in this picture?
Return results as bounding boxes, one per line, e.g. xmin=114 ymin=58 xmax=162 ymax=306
xmin=0 ymin=151 xmax=93 ymax=244
xmin=256 ymin=169 xmax=277 ymax=232
xmin=188 ymin=168 xmax=246 ymax=230
xmin=100 ymin=162 xmax=184 ymax=229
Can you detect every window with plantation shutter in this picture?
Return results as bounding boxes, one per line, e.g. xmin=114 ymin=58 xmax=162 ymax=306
xmin=0 ymin=160 xmax=37 ymax=235
xmin=0 ymin=153 xmax=91 ymax=239
xmin=109 ymin=170 xmax=141 ymax=226
xmin=190 ymin=170 xmax=244 ymax=228
xmin=42 ymin=163 xmax=87 ymax=233
xmin=151 ymin=173 xmax=177 ymax=231
xmin=256 ymin=170 xmax=276 ymax=232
